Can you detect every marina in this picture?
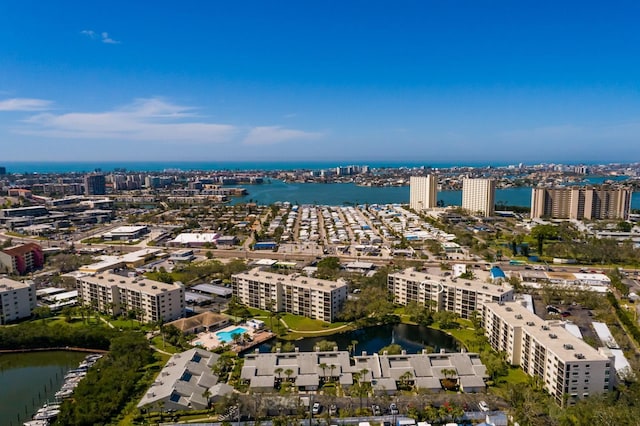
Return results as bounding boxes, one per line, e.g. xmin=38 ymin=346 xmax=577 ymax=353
xmin=21 ymin=353 xmax=102 ymax=426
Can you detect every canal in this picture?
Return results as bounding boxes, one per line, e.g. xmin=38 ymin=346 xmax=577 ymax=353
xmin=0 ymin=351 xmax=87 ymax=426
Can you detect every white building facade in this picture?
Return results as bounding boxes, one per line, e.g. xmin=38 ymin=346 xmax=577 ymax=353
xmin=462 ymin=178 xmax=496 ymax=217
xmin=481 ymin=301 xmax=613 ymax=405
xmin=409 ymin=175 xmax=438 ymax=211
xmin=76 ymin=272 xmax=185 ymax=323
xmin=387 ymin=268 xmax=514 ymax=319
xmin=0 ymin=278 xmax=36 ymax=324
xmin=231 ymin=268 xmax=348 ymax=322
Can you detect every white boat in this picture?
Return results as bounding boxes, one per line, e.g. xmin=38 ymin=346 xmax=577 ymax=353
xmin=33 ymin=409 xmax=60 ymax=420
xmin=24 ymin=420 xmax=49 ymax=426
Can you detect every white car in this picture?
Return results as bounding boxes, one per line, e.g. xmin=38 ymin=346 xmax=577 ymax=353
xmin=312 ymin=402 xmax=322 ymax=415
xmin=478 ymin=401 xmax=490 ymax=412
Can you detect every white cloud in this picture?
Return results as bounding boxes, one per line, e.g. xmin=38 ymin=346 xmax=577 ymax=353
xmin=101 ymin=32 xmax=120 ymax=44
xmin=0 ymin=98 xmax=53 ymax=111
xmin=18 ymin=98 xmax=236 ymax=143
xmin=80 ymin=29 xmax=120 ymax=44
xmin=80 ymin=29 xmax=96 ymax=38
xmin=243 ymin=126 xmax=322 ymax=145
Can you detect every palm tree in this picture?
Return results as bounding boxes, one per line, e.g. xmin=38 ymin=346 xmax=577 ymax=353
xmin=399 ymin=370 xmax=414 ymax=390
xmin=350 ymin=340 xmax=358 ymax=356
xmin=319 ymin=362 xmax=328 ymax=381
xmin=329 ymin=364 xmax=336 ymax=382
xmin=266 ymin=299 xmax=275 ymax=330
xmin=274 ymin=367 xmax=283 ymax=384
xmin=440 ymin=368 xmax=458 ymax=390
xmin=441 ymin=368 xmax=457 ymax=380
xmin=284 ymin=368 xmax=294 ymax=383
xmin=202 ymin=388 xmax=212 ymax=409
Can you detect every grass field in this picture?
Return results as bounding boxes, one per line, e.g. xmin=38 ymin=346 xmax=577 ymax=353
xmin=281 ymin=313 xmax=347 ymax=331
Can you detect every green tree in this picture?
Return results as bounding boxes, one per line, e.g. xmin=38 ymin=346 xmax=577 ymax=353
xmin=316 ymin=256 xmax=341 ymax=279
xmin=530 ymin=224 xmax=558 ymax=256
xmin=378 ymin=343 xmax=403 ymax=355
xmin=33 ymin=306 xmax=51 ymax=323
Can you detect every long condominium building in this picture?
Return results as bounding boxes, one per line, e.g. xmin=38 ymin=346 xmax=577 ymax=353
xmin=409 ymin=175 xmax=438 ymax=211
xmin=462 ymin=178 xmax=496 ymax=217
xmin=76 ymin=272 xmax=185 ymax=323
xmin=231 ymin=268 xmax=348 ymax=322
xmin=0 ymin=277 xmax=36 ymax=324
xmin=530 ymin=186 xmax=632 ymax=220
xmin=481 ymin=301 xmax=613 ymax=405
xmin=387 ymin=268 xmax=514 ymax=319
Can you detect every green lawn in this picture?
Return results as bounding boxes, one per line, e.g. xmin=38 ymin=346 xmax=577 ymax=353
xmin=150 ymin=335 xmax=182 ymax=354
xmin=108 ymin=317 xmax=143 ymax=330
xmin=281 ymin=313 xmax=347 ymax=331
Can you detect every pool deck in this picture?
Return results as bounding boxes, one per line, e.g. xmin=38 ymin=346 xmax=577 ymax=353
xmin=190 ymin=324 xmax=275 ymax=353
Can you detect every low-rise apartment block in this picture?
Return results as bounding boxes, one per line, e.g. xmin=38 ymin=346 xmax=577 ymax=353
xmin=137 ymin=348 xmax=230 ymax=411
xmin=387 ymin=268 xmax=514 ymax=319
xmin=481 ymin=301 xmax=613 ymax=405
xmin=240 ymin=349 xmax=488 ymax=394
xmin=231 ymin=268 xmax=348 ymax=322
xmin=0 ymin=243 xmax=44 ymax=275
xmin=76 ymin=272 xmax=185 ymax=323
xmin=0 ymin=277 xmax=36 ymax=324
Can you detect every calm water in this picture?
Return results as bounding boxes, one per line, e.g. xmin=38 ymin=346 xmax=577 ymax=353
xmin=231 ymin=180 xmax=640 ymax=209
xmin=3 ymin=161 xmax=630 ymax=174
xmin=2 ymin=160 xmax=512 ymax=174
xmin=254 ymin=323 xmax=460 ymax=355
xmin=0 ymin=351 xmax=86 ymax=426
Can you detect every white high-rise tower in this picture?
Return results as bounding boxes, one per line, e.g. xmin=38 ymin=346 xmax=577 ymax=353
xmin=462 ymin=178 xmax=495 ymax=217
xmin=410 ymin=176 xmax=438 ymax=211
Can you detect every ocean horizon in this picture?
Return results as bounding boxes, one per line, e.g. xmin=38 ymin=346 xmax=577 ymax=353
xmin=0 ymin=160 xmax=625 ymax=174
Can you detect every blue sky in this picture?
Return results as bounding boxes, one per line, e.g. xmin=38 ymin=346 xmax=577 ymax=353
xmin=1 ymin=1 xmax=640 ymax=164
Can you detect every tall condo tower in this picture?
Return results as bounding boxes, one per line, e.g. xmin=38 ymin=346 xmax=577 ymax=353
xmin=531 ymin=186 xmax=632 ymax=220
xmin=410 ymin=175 xmax=438 ymax=211
xmin=462 ymin=178 xmax=496 ymax=217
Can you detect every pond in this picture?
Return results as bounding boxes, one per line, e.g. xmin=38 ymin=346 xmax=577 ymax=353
xmin=0 ymin=351 xmax=87 ymax=425
xmin=253 ymin=323 xmax=460 ymax=355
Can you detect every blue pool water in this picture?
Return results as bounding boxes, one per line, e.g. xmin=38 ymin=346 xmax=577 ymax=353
xmin=217 ymin=327 xmax=249 ymax=343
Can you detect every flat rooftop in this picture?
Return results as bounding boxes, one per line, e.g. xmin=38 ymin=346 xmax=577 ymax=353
xmin=485 ymin=301 xmax=608 ymax=363
xmin=236 ymin=268 xmax=348 ymax=292
xmin=0 ymin=277 xmax=32 ymax=291
xmin=391 ymin=268 xmax=513 ymax=296
xmin=80 ymin=272 xmax=182 ymax=295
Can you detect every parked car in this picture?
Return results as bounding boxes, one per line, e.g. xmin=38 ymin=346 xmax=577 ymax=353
xmin=371 ymin=404 xmax=381 ymax=416
xmin=312 ymin=402 xmax=322 ymax=415
xmin=478 ymin=401 xmax=490 ymax=412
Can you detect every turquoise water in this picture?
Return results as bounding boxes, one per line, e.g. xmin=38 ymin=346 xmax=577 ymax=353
xmin=2 ymin=160 xmax=625 ymax=174
xmin=216 ymin=327 xmax=249 ymax=343
xmin=231 ymin=180 xmax=640 ymax=209
xmin=2 ymin=160 xmax=506 ymax=174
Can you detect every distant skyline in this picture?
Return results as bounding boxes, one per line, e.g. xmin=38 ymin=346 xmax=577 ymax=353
xmin=2 ymin=1 xmax=640 ymax=163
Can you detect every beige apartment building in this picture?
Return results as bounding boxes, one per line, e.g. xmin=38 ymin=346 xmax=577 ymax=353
xmin=0 ymin=277 xmax=36 ymax=324
xmin=462 ymin=178 xmax=496 ymax=217
xmin=387 ymin=268 xmax=514 ymax=320
xmin=409 ymin=175 xmax=438 ymax=211
xmin=76 ymin=272 xmax=185 ymax=323
xmin=231 ymin=268 xmax=348 ymax=322
xmin=481 ymin=301 xmax=613 ymax=405
xmin=530 ymin=186 xmax=632 ymax=220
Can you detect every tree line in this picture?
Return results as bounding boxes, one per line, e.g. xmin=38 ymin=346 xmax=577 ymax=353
xmin=54 ymin=332 xmax=155 ymax=426
xmin=0 ymin=322 xmax=116 ymax=350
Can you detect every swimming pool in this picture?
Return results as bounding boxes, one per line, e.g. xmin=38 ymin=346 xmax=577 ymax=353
xmin=216 ymin=327 xmax=249 ymax=343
